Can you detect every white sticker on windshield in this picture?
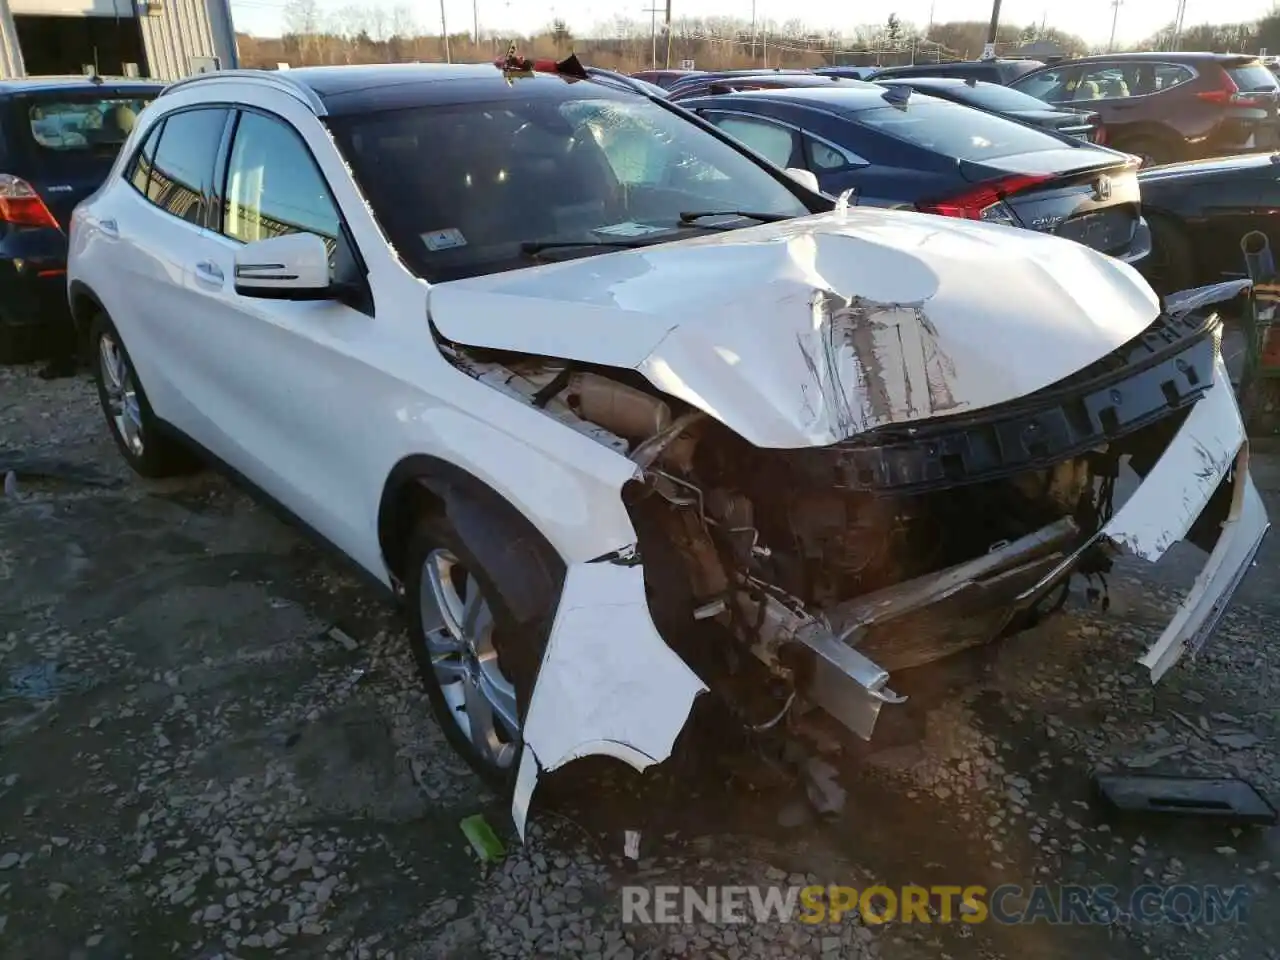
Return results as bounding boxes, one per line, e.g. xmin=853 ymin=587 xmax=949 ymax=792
xmin=422 ymin=228 xmax=467 ymax=252
xmin=594 ymin=222 xmax=670 ymax=238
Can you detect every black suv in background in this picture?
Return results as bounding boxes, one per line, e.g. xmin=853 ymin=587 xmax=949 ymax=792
xmin=1 ymin=77 xmax=163 ymax=364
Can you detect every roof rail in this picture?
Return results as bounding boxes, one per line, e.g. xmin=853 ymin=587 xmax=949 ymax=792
xmin=158 ymin=69 xmax=327 ymax=115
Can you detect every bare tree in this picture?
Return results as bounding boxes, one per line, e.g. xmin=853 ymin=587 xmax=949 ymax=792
xmin=283 ymin=0 xmax=321 ymax=36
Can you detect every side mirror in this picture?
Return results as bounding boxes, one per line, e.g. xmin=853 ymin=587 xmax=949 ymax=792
xmin=234 ymin=233 xmax=332 ymax=300
xmin=785 ymin=167 xmax=821 ymax=193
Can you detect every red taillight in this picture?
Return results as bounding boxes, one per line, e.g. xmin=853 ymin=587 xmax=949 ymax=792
xmin=0 ymin=173 xmax=59 ymax=229
xmin=917 ymin=173 xmax=1051 ymax=220
xmin=1197 ymin=70 xmax=1270 ymax=107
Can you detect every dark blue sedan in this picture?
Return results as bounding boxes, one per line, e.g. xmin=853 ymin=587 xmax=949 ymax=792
xmin=1 ymin=76 xmax=164 ymax=365
xmin=679 ymin=85 xmax=1151 ymax=267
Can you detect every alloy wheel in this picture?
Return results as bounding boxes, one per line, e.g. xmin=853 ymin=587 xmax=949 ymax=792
xmin=419 ymin=548 xmax=521 ymax=769
xmin=99 ymin=332 xmax=144 ymax=457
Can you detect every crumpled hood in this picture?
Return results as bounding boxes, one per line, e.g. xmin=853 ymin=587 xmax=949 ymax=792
xmin=428 ymin=208 xmax=1162 ymax=448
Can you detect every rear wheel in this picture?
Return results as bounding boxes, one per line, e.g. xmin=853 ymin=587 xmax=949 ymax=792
xmin=90 ymin=312 xmax=199 ymax=478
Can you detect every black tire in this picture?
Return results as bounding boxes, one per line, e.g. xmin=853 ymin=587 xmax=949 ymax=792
xmin=1143 ymin=213 xmax=1197 ymax=298
xmin=403 ymin=506 xmax=560 ymax=794
xmin=89 ymin=311 xmax=200 ymax=478
xmin=1114 ymin=134 xmax=1182 ymax=168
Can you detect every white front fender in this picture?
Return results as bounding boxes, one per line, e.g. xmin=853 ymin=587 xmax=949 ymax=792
xmin=513 ymin=553 xmax=708 ymax=839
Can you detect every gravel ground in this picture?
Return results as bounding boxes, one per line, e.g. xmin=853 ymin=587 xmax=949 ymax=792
xmin=2 ymin=360 xmax=1279 ymax=960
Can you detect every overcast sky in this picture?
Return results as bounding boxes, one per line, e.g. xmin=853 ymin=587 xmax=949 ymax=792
xmin=228 ymin=0 xmax=1275 ymax=47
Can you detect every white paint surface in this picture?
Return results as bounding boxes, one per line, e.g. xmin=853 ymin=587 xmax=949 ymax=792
xmin=430 ymin=208 xmax=1162 ymax=448
xmin=514 ymin=561 xmax=709 ymax=836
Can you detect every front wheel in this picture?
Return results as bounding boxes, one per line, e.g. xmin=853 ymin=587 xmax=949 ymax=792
xmin=404 ymin=511 xmax=557 ymax=792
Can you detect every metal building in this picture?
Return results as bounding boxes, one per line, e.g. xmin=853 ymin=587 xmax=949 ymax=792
xmin=0 ymin=0 xmax=238 ymax=80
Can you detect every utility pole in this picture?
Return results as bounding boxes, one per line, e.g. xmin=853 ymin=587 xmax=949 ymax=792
xmin=440 ymin=0 xmax=450 ymax=61
xmin=644 ymin=4 xmax=661 ymax=68
xmin=473 ymin=0 xmax=479 ymax=45
xmin=750 ymin=0 xmax=757 ymax=61
xmin=1107 ymin=0 xmax=1123 ymax=53
xmin=1171 ymin=0 xmax=1187 ymax=51
xmin=663 ymin=0 xmax=672 ymax=68
xmin=983 ymin=0 xmax=1001 ymax=60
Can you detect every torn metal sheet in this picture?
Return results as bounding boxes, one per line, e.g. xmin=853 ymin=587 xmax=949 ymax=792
xmin=1105 ymin=356 xmax=1245 ymax=563
xmin=512 ymin=557 xmax=708 ymax=839
xmin=1163 ymin=279 xmax=1252 ymax=319
xmin=1138 ymin=460 xmax=1268 ymax=682
xmin=428 ymin=208 xmax=1164 ymax=449
xmin=1084 ymin=356 xmax=1270 ymax=680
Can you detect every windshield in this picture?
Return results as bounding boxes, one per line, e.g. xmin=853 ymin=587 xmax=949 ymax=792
xmin=328 ymin=90 xmax=811 ymax=283
xmin=26 ymin=94 xmax=156 ymax=156
xmin=856 ymin=98 xmax=1070 ymax=160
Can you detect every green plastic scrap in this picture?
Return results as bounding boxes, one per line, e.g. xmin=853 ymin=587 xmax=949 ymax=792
xmin=460 ymin=814 xmax=506 ymax=863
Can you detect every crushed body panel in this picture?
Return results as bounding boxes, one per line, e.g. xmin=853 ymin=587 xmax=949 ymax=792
xmin=428 ymin=208 xmax=1162 ymax=448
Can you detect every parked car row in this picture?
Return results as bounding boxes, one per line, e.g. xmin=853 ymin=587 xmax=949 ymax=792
xmin=678 ymin=84 xmax=1150 ymax=266
xmin=647 ymin=51 xmax=1280 ymax=167
xmin=50 ymin=60 xmax=1268 ymax=836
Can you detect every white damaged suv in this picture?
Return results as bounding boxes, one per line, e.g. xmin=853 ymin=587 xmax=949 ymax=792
xmin=66 ymin=62 xmax=1269 ymax=835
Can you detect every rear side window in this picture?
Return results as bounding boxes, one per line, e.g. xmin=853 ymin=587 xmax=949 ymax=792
xmin=27 ymin=95 xmax=156 ymax=155
xmin=126 ymin=121 xmax=163 ymax=195
xmin=1227 ymin=62 xmax=1279 ymax=92
xmin=145 ymin=108 xmax=228 ymax=225
xmin=709 ymin=115 xmax=800 ymax=168
xmin=855 ymin=98 xmax=1066 ymax=161
xmin=1153 ymin=64 xmax=1196 ymax=92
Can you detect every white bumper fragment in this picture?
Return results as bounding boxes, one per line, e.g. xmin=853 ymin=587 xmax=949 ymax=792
xmin=1101 ymin=356 xmax=1269 ymax=680
xmin=512 ymin=558 xmax=708 ymax=839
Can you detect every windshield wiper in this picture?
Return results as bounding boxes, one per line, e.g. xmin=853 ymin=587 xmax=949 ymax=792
xmin=520 ymin=239 xmax=655 ymax=259
xmin=678 ymin=210 xmax=794 ymax=226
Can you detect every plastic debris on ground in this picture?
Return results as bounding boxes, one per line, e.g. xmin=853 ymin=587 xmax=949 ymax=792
xmin=460 ymin=814 xmax=506 ymax=863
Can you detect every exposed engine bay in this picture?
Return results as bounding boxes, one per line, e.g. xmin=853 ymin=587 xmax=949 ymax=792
xmin=438 ymin=292 xmax=1235 ymax=748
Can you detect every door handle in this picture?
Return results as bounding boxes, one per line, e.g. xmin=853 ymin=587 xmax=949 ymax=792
xmin=100 ymin=218 xmax=119 ymax=238
xmin=194 ymin=260 xmax=224 ymax=284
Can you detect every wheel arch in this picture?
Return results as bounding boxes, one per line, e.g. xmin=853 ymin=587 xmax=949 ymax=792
xmin=377 ymin=455 xmax=567 ymax=619
xmin=68 ymin=279 xmax=106 ymax=341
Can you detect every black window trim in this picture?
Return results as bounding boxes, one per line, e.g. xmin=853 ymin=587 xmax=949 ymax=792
xmin=214 ymin=103 xmax=372 ymax=311
xmin=124 ymin=117 xmax=165 ymax=200
xmin=122 ymin=103 xmax=230 ymax=229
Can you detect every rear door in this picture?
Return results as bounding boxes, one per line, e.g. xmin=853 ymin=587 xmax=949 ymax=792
xmin=12 ymin=87 xmax=160 ymax=228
